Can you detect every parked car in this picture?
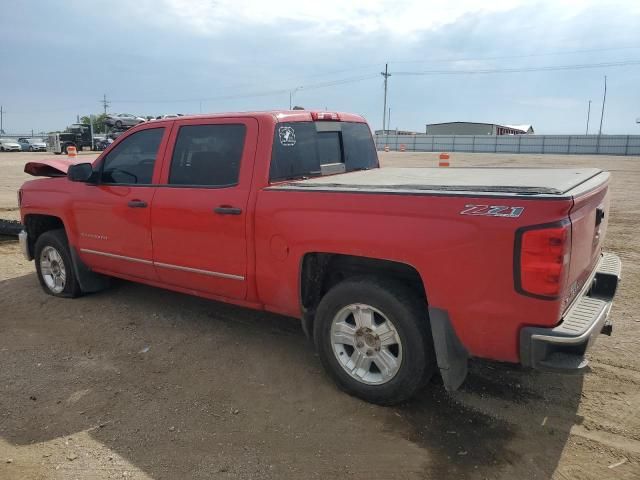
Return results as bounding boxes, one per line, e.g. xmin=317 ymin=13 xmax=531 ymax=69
xmin=0 ymin=138 xmax=22 ymax=151
xmin=18 ymin=137 xmax=47 ymax=152
xmin=17 ymin=110 xmax=621 ymax=405
xmin=104 ymin=113 xmax=146 ymax=129
xmin=108 ymin=131 xmax=124 ymax=141
xmin=154 ymin=114 xmax=184 ymax=120
xmin=93 ymin=137 xmax=111 ymax=151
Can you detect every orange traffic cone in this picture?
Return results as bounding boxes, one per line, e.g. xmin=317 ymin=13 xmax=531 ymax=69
xmin=438 ymin=152 xmax=450 ymax=167
xmin=384 ymin=145 xmax=389 ymax=152
xmin=400 ymin=144 xmax=406 ymax=152
xmin=67 ymin=146 xmax=78 ymax=159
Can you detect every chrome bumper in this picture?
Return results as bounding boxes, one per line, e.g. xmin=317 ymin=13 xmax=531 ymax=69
xmin=19 ymin=230 xmax=33 ymax=261
xmin=519 ymin=252 xmax=622 ymax=372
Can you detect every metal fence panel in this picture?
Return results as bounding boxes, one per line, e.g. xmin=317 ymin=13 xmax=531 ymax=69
xmin=375 ymin=134 xmax=640 ymax=156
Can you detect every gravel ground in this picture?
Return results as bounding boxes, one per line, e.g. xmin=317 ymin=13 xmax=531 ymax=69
xmin=0 ymin=150 xmax=638 ymax=479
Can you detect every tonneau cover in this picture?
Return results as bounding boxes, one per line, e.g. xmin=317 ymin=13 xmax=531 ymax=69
xmin=272 ymin=167 xmax=604 ymax=196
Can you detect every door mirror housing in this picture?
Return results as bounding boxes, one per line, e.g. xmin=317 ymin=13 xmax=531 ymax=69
xmin=68 ymin=163 xmax=97 ymax=183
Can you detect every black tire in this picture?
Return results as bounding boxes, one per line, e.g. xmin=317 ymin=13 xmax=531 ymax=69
xmin=34 ymin=229 xmax=81 ymax=298
xmin=115 ymin=120 xmax=123 ymax=128
xmin=314 ymin=277 xmax=435 ymax=405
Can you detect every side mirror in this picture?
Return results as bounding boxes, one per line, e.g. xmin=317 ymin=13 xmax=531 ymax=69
xmin=68 ymin=163 xmax=96 ymax=183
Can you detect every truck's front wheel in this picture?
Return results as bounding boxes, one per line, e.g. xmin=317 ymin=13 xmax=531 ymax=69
xmin=34 ymin=230 xmax=81 ymax=298
xmin=314 ymin=277 xmax=435 ymax=405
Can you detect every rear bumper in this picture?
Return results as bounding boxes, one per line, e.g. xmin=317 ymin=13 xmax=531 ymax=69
xmin=519 ymin=252 xmax=621 ymax=372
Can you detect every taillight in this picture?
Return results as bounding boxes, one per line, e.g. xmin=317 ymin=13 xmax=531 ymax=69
xmin=515 ymin=221 xmax=571 ymax=298
xmin=311 ymin=111 xmax=340 ymax=121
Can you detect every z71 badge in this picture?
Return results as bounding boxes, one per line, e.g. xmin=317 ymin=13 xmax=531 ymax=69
xmin=460 ymin=204 xmax=524 ymax=218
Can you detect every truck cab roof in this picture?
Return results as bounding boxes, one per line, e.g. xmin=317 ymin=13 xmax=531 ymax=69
xmin=148 ymin=110 xmax=368 ymax=125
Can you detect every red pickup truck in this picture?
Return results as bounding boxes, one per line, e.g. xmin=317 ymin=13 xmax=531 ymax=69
xmin=18 ymin=111 xmax=621 ymax=405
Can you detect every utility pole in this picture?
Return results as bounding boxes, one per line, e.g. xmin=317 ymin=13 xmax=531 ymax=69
xmin=598 ymin=76 xmax=607 ymax=136
xmin=381 ymin=63 xmax=391 ymax=133
xmin=388 ymin=107 xmax=391 ymax=133
xmin=586 ymin=100 xmax=591 ymax=135
xmin=101 ymin=94 xmax=110 ymax=115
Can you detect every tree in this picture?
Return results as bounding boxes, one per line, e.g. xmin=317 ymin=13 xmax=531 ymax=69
xmin=80 ymin=113 xmax=109 ymax=134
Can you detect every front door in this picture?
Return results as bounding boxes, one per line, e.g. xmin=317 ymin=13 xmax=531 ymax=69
xmin=72 ymin=125 xmax=170 ymax=280
xmin=150 ymin=117 xmax=258 ymax=300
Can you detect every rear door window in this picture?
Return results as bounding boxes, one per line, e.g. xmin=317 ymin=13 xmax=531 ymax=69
xmin=168 ymin=124 xmax=246 ymax=187
xmin=270 ymin=121 xmax=377 ymax=181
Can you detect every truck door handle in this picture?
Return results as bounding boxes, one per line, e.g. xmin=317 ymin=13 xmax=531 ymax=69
xmin=127 ymin=200 xmax=148 ymax=208
xmin=214 ymin=206 xmax=242 ymax=215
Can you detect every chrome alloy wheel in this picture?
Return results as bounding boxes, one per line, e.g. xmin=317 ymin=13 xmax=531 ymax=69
xmin=40 ymin=246 xmax=66 ymax=294
xmin=330 ymin=303 xmax=403 ymax=385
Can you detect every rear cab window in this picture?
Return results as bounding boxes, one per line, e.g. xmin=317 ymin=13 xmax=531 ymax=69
xmin=269 ymin=121 xmax=378 ymax=182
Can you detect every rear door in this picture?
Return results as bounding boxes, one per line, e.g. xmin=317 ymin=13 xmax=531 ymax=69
xmin=150 ymin=117 xmax=258 ymax=300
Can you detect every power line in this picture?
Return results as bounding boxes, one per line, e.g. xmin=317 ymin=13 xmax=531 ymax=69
xmin=111 ymin=73 xmax=379 ymax=105
xmin=393 ymin=59 xmax=640 ymax=76
xmin=242 ymin=45 xmax=640 ymax=87
xmin=389 ymin=45 xmax=640 ymax=66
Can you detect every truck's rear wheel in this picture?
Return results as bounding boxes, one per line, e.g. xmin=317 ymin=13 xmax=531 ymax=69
xmin=34 ymin=230 xmax=81 ymax=298
xmin=314 ymin=277 xmax=435 ymax=405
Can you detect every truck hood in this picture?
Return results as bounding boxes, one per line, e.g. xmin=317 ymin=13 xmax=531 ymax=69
xmin=24 ymin=157 xmax=93 ymax=177
xmin=276 ymin=167 xmax=604 ymax=196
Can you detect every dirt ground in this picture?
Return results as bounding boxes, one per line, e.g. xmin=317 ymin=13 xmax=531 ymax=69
xmin=0 ymin=150 xmax=639 ymax=479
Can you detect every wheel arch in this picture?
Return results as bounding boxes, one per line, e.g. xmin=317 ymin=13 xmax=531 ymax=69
xmin=299 ymin=251 xmax=469 ymax=391
xmin=24 ymin=213 xmax=110 ymax=293
xmin=23 ymin=214 xmax=66 ymax=259
xmin=298 ymin=252 xmax=427 ymax=336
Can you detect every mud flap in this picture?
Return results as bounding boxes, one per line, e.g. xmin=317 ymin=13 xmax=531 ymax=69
xmin=70 ymin=248 xmax=111 ymax=293
xmin=429 ymin=307 xmax=469 ymax=391
xmin=301 ymin=309 xmax=314 ymax=340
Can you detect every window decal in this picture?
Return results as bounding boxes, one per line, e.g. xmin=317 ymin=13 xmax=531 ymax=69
xmin=278 ymin=126 xmax=296 ymax=146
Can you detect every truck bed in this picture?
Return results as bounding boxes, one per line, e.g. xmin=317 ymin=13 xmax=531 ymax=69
xmin=271 ymin=167 xmax=604 ymax=197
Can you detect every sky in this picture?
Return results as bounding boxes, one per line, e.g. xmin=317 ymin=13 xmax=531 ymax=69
xmin=1 ymin=0 xmax=640 ymax=134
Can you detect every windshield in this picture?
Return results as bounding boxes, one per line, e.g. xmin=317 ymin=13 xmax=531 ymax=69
xmin=269 ymin=121 xmax=378 ymax=181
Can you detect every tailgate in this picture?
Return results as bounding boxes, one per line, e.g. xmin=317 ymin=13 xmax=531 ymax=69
xmin=563 ymin=172 xmax=611 ymax=311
